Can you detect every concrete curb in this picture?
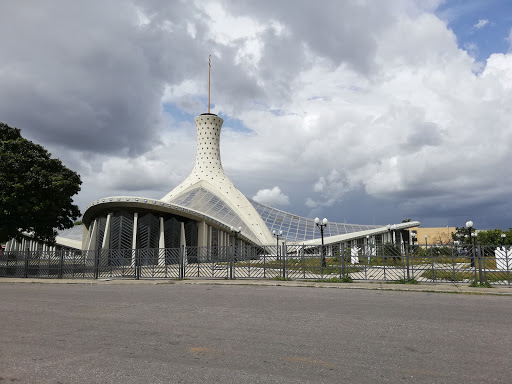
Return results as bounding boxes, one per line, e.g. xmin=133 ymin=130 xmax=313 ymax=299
xmin=1 ymin=277 xmax=511 ymax=295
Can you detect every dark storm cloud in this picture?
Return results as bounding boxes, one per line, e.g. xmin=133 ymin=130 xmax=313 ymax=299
xmin=0 ymin=1 xmax=212 ymax=155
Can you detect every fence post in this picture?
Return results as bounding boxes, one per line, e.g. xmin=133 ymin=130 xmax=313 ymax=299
xmin=229 ymin=243 xmax=234 ymax=280
xmin=320 ymin=245 xmax=324 ymax=279
xmin=263 ymin=252 xmax=266 ymax=279
xmin=477 ymin=245 xmax=483 ymax=285
xmin=430 ymin=246 xmax=435 ymax=282
xmin=282 ymin=243 xmax=286 ymax=278
xmin=179 ymin=246 xmax=184 ymax=279
xmin=472 ymin=244 xmax=477 ymax=283
xmin=482 ymin=246 xmax=488 ymax=283
xmin=383 ymin=245 xmax=386 ymax=281
xmin=341 ymin=245 xmax=346 ymax=278
xmin=197 ymin=247 xmax=201 ymax=278
xmin=405 ymin=243 xmax=410 ymax=280
xmin=58 ymin=250 xmax=64 ymax=279
xmin=94 ymin=250 xmax=99 ymax=279
xmin=451 ymin=245 xmax=456 ymax=283
xmin=302 ymin=244 xmax=306 ymax=279
xmin=24 ymin=251 xmax=29 ymax=278
xmin=506 ymin=246 xmax=510 ymax=287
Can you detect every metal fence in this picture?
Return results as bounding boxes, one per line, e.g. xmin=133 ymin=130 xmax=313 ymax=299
xmin=0 ymin=244 xmax=510 ymax=285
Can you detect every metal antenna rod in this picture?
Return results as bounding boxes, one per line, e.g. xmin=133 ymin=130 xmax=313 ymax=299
xmin=208 ymin=55 xmax=211 ymax=113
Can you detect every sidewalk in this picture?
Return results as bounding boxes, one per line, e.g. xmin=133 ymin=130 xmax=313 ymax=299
xmin=1 ymin=277 xmax=511 ymax=295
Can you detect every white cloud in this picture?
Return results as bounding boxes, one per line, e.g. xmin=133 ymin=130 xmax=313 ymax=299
xmin=306 ymin=170 xmax=356 ymax=209
xmin=252 ymin=187 xmax=290 ymax=206
xmin=473 ymin=19 xmax=489 ymax=29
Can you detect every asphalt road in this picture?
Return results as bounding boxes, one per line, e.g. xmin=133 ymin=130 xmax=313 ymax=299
xmin=0 ymin=283 xmax=510 ymax=383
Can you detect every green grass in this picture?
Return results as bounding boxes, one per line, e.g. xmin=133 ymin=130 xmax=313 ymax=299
xmin=235 ymin=258 xmax=362 ymax=275
xmin=271 ymin=276 xmax=292 ymax=281
xmin=421 ymin=270 xmax=509 ymax=283
xmin=312 ymin=276 xmax=353 ymax=283
xmin=387 ymin=278 xmax=419 ymax=284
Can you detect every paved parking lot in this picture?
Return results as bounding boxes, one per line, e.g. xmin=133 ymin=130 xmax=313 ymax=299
xmin=0 ymin=282 xmax=511 ymax=383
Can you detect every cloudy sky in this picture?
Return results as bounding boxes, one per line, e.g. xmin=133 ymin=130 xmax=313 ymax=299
xmin=1 ymin=0 xmax=512 ymax=230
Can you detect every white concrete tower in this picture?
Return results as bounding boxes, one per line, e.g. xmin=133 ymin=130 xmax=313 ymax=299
xmin=163 ymin=113 xmax=226 ymax=193
xmin=161 ymin=113 xmax=274 ymax=244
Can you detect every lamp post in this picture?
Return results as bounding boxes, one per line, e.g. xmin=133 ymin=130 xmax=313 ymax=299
xmin=471 ymin=232 xmax=477 ymax=246
xmin=315 ymin=217 xmax=328 ymax=268
xmin=411 ymin=232 xmax=416 ymax=245
xmin=466 ymin=221 xmax=473 ymax=244
xmin=424 ymin=235 xmax=428 ymax=248
xmin=466 ymin=221 xmax=474 ymax=268
xmin=273 ymin=230 xmax=283 ymax=261
xmin=501 ymin=233 xmax=506 ymax=246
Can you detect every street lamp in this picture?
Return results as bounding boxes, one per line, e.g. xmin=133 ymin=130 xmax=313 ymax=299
xmin=466 ymin=221 xmax=473 ymax=244
xmin=424 ymin=235 xmax=428 ymax=248
xmin=465 ymin=221 xmax=476 ymax=268
xmin=411 ymin=232 xmax=416 ymax=245
xmin=315 ymin=217 xmax=328 ymax=268
xmin=501 ymin=233 xmax=506 ymax=246
xmin=273 ymin=230 xmax=283 ymax=261
xmin=471 ymin=232 xmax=477 ymax=246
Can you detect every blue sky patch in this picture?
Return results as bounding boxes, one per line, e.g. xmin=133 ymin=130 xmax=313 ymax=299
xmin=436 ymin=0 xmax=512 ymax=62
xmin=163 ymin=102 xmax=195 ymax=122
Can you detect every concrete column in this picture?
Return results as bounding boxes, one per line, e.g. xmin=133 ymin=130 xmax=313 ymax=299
xmin=132 ymin=213 xmax=138 ymax=249
xmin=180 ymin=222 xmax=186 ymax=247
xmin=131 ymin=213 xmax=138 ymax=267
xmin=82 ymin=223 xmax=89 ymax=249
xmin=5 ymin=240 xmax=12 ymax=252
xmin=101 ymin=213 xmax=112 ymax=250
xmin=197 ymin=220 xmax=207 ymax=247
xmin=158 ymin=217 xmax=165 ymax=266
xmin=180 ymin=222 xmax=187 ymax=265
xmin=86 ymin=219 xmax=98 ymax=251
xmin=100 ymin=213 xmax=113 ymax=267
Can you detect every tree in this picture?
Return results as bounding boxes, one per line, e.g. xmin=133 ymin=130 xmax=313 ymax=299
xmin=0 ymin=122 xmax=82 ymax=244
xmin=473 ymin=228 xmax=512 ymax=246
xmin=452 ymin=226 xmax=471 ymax=244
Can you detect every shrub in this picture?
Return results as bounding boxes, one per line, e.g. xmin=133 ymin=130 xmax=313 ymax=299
xmin=469 ymin=280 xmax=493 ymax=288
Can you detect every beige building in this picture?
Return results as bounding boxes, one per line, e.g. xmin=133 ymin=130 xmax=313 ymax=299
xmin=409 ymin=226 xmax=455 ymax=245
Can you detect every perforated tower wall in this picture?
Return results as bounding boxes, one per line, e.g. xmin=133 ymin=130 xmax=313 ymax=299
xmin=161 ymin=113 xmax=274 ymax=244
